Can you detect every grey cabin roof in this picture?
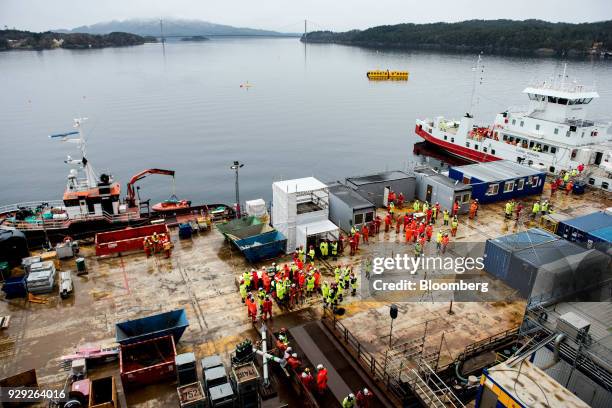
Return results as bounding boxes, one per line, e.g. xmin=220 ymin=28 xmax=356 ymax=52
xmin=346 ymin=170 xmax=414 ymax=186
xmin=328 ymin=183 xmax=376 ymax=210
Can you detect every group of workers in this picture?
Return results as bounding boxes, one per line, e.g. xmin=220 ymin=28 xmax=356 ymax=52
xmin=550 ymin=166 xmax=583 ymax=196
xmin=276 ymin=327 xmax=374 ymax=407
xmin=143 ymin=232 xmax=173 ymax=258
xmin=239 ymin=252 xmax=359 ymax=321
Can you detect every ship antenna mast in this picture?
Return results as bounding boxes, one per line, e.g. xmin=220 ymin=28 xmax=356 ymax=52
xmin=468 ymin=53 xmax=484 ymax=117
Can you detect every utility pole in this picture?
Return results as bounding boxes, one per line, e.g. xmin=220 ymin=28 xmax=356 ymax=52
xmin=304 ymin=19 xmax=307 ymax=43
xmin=231 ymin=161 xmax=244 ymax=219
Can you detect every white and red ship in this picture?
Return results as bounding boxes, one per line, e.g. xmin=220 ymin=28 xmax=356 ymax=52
xmin=415 ymin=64 xmax=612 ymax=191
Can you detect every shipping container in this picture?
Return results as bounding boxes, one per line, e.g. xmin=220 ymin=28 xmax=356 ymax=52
xmin=95 ymin=224 xmax=169 ymax=256
xmin=120 ymin=335 xmax=176 ymax=388
xmin=483 ymin=229 xmax=558 ymax=280
xmin=586 ymin=226 xmax=612 ymax=254
xmin=327 ymin=182 xmax=376 ymax=233
xmin=2 ymin=276 xmax=27 ymax=298
xmin=413 ymin=167 xmax=472 ymax=214
xmin=557 ymin=211 xmax=612 ymax=245
xmin=484 ymin=233 xmax=611 ymax=302
xmin=89 ymin=376 xmax=118 ymax=408
xmin=115 ymin=309 xmax=189 ymax=345
xmin=449 ymin=160 xmax=545 ymax=204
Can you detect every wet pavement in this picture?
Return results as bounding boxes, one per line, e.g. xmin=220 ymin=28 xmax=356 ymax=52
xmin=0 ymin=183 xmax=610 ymax=407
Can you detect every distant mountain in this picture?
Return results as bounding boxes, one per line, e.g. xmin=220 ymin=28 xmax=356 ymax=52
xmin=58 ymin=18 xmax=298 ymax=37
xmin=302 ymin=19 xmax=612 ymax=57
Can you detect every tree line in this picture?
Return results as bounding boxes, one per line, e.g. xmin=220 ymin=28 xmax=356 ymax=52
xmin=302 ymin=19 xmax=612 ymax=57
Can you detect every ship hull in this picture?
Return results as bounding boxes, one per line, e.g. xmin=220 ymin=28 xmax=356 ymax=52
xmin=415 ymin=125 xmax=501 ymax=163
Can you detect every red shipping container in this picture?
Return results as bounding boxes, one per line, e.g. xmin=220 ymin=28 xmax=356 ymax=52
xmin=95 ymin=224 xmax=169 ymax=256
xmin=120 ymin=335 xmax=177 ymax=388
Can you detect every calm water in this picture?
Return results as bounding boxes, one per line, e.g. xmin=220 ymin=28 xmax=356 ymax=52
xmin=1 ymin=38 xmax=611 ymax=206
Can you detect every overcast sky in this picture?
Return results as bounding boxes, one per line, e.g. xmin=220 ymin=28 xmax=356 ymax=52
xmin=2 ymin=0 xmax=611 ymax=32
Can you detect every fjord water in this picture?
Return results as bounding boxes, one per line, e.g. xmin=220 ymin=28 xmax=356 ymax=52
xmin=1 ymin=38 xmax=610 ymax=205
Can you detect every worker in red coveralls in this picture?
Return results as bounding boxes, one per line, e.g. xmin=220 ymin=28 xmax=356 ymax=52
xmin=316 ymin=364 xmax=328 ymax=395
xmin=426 ymin=207 xmax=433 ymax=224
xmin=353 ymin=230 xmax=360 ymax=251
xmin=251 ymin=269 xmax=259 ymax=290
xmin=425 ymin=223 xmax=433 ymax=242
xmin=361 ymin=224 xmax=369 ymax=244
xmin=434 ymin=202 xmax=440 ymax=221
xmin=417 ymin=222 xmax=426 ymax=238
xmin=397 ymin=192 xmax=405 ymax=209
xmin=246 ymin=294 xmax=257 ymax=322
xmin=374 ymin=215 xmax=381 ymax=234
xmin=388 ymin=190 xmax=396 ymax=206
xmin=356 ymin=388 xmax=373 ymax=408
xmin=313 ymin=269 xmax=321 ymax=290
xmin=287 ymin=353 xmax=302 ymax=370
xmin=262 ymin=295 xmax=273 ymax=320
xmin=403 ymin=213 xmax=410 ymax=229
xmin=301 ymin=368 xmax=314 ymax=390
xmin=262 ymin=271 xmax=271 ymax=294
xmin=418 ymin=234 xmax=426 ymax=251
xmin=384 ymin=213 xmax=392 ymax=233
xmin=441 ymin=233 xmax=450 ymax=254
xmin=395 ymin=215 xmax=401 ymax=234
xmin=578 ymin=163 xmax=585 ymax=173
xmin=338 ymin=235 xmax=345 ymax=255
xmin=452 ymin=200 xmax=460 ymax=217
xmin=349 ymin=235 xmax=356 ymax=256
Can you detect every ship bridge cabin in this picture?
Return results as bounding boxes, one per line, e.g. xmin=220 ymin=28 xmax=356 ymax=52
xmin=493 ymin=82 xmax=608 ymax=150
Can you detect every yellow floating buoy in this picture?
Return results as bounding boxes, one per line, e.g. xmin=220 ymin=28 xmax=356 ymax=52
xmin=367 ymin=70 xmax=409 ymax=80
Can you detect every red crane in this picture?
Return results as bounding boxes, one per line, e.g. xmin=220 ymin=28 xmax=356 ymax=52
xmin=126 ymin=169 xmax=175 ymax=208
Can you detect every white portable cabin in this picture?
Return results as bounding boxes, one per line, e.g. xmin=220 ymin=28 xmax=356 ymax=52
xmin=272 ymin=177 xmax=339 ymax=253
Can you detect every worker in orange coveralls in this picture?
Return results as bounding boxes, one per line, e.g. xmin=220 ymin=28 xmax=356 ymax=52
xmin=316 ymin=364 xmax=328 ymax=395
xmin=426 ymin=207 xmax=433 ymax=224
xmin=361 ymin=224 xmax=369 ymax=244
xmin=353 ymin=230 xmax=360 ymax=251
xmin=374 ymin=215 xmax=381 ymax=234
xmin=395 ymin=216 xmax=402 ymax=234
xmin=469 ymin=201 xmax=478 ymax=219
xmin=405 ymin=225 xmax=414 ymax=243
xmin=246 ymin=294 xmax=257 ymax=322
xmin=384 ymin=213 xmax=392 ymax=233
xmin=287 ymin=353 xmax=302 ymax=370
xmin=262 ymin=295 xmax=273 ymax=320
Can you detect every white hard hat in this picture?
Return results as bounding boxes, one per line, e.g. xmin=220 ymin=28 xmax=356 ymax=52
xmin=317 ymin=364 xmax=323 ymax=370
xmin=349 ymin=393 xmax=355 ymax=398
xmin=292 ymin=353 xmax=297 ymax=358
xmin=302 ymin=372 xmax=307 ymax=378
xmin=287 ymin=347 xmax=292 ymax=352
xmin=364 ymin=388 xmax=369 ymax=395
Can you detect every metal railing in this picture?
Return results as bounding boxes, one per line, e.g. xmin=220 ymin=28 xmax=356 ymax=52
xmin=321 ymin=307 xmax=407 ymax=403
xmin=454 ymin=327 xmax=520 ymax=364
xmin=0 ymin=200 xmax=64 ymax=215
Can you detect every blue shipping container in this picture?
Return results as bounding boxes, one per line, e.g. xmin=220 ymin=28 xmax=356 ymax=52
xmin=483 ymin=229 xmax=558 ymax=280
xmin=116 ymin=309 xmax=189 ymax=345
xmin=557 ymin=212 xmax=612 ymax=243
xmin=236 ymin=230 xmax=287 ymax=263
xmin=2 ymin=276 xmax=27 ymax=298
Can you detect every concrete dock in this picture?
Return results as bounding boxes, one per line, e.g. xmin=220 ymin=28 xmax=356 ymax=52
xmin=0 ymin=184 xmax=610 ymax=406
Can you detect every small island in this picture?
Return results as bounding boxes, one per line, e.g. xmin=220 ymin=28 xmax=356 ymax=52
xmin=180 ymin=35 xmax=209 ymax=42
xmin=0 ymin=29 xmax=155 ymax=51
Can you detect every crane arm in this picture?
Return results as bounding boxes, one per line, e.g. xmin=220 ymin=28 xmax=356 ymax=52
xmin=126 ymin=168 xmax=175 ymax=207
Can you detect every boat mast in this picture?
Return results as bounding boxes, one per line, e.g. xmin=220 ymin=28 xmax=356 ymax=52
xmin=73 ymin=118 xmax=98 ymax=188
xmin=468 ymin=53 xmax=484 ymax=117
